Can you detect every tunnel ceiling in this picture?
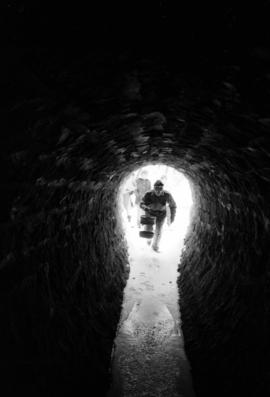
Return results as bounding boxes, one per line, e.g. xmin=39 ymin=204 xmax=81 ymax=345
xmin=1 ymin=2 xmax=270 ymax=397
xmin=3 ymin=49 xmax=270 ymax=206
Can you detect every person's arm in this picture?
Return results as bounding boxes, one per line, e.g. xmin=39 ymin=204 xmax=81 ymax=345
xmin=167 ymin=193 xmax=177 ymax=222
xmin=140 ymin=192 xmax=151 ymax=211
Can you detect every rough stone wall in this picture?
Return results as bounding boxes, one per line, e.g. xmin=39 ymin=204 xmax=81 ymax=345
xmin=171 ymin=55 xmax=270 ymax=396
xmin=178 ymin=127 xmax=270 ymax=396
xmin=1 ymin=102 xmax=132 ymax=395
xmin=1 ymin=47 xmax=270 ymax=397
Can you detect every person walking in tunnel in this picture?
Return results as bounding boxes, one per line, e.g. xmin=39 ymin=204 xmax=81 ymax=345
xmin=140 ymin=179 xmax=176 ymax=252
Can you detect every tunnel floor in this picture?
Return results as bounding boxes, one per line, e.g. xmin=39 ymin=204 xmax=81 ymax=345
xmin=107 ymin=222 xmax=195 ymax=397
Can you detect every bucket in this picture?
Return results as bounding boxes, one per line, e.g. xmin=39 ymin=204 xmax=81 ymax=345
xmin=139 ymin=215 xmax=155 ymax=238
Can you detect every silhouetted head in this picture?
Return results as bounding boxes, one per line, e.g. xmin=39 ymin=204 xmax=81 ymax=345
xmin=154 ymin=180 xmax=164 ymax=196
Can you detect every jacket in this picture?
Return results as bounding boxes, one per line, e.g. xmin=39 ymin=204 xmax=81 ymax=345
xmin=140 ymin=190 xmax=177 ymax=221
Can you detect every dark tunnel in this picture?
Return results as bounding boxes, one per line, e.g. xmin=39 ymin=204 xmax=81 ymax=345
xmin=1 ymin=1 xmax=270 ymax=396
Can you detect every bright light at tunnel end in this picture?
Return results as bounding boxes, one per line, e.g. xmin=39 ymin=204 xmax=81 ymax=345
xmin=118 ymin=164 xmax=193 ymax=255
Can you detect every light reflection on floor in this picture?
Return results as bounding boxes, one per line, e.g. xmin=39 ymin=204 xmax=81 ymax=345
xmin=107 ymin=167 xmax=196 ymax=397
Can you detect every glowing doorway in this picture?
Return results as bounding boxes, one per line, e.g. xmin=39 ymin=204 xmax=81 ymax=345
xmin=119 ymin=164 xmax=193 ymax=254
xmin=108 ymin=165 xmax=195 ymax=397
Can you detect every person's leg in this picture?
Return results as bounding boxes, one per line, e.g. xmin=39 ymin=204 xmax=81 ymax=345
xmin=152 ymin=216 xmax=165 ymax=251
xmin=166 ymin=206 xmax=171 ymax=225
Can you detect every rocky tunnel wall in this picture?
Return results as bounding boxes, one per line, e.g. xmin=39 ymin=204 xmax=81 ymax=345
xmin=0 ymin=106 xmax=132 ymax=395
xmin=178 ymin=121 xmax=270 ymax=396
xmin=1 ymin=52 xmax=270 ymax=396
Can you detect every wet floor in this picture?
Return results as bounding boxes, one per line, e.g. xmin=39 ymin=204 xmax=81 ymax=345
xmin=107 ymin=222 xmax=196 ymax=397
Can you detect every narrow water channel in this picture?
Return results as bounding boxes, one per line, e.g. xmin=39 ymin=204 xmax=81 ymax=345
xmin=107 ymin=209 xmax=196 ymax=397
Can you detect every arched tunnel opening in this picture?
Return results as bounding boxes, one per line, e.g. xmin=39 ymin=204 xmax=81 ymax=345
xmin=118 ymin=164 xmax=193 ymax=246
xmin=2 ymin=88 xmax=269 ymax=396
xmin=108 ymin=164 xmax=195 ymax=397
xmin=2 ymin=2 xmax=270 ymax=396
